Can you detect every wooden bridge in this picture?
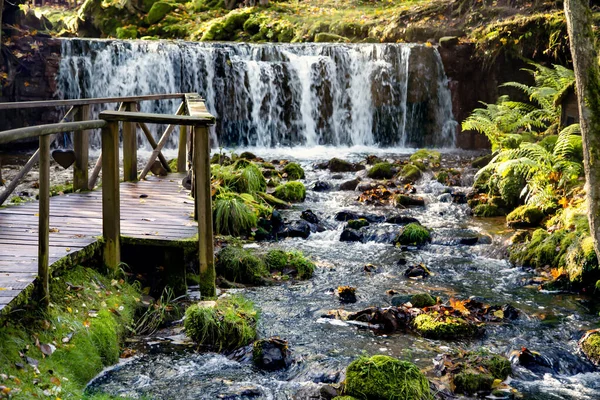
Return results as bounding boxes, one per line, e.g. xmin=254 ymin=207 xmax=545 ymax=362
xmin=0 ymin=93 xmax=216 ymax=316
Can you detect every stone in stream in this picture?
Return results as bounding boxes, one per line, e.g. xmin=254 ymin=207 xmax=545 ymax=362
xmin=326 ymin=158 xmax=356 ymax=172
xmin=386 ymin=215 xmax=420 ymax=225
xmin=275 ymin=220 xmax=312 ymax=239
xmin=340 ymin=228 xmax=364 ymax=243
xmin=339 ymin=178 xmax=361 ymax=191
xmin=579 ymin=330 xmax=600 ymax=367
xmin=252 ymin=337 xmax=292 ymax=370
xmin=312 ymin=180 xmax=332 ymax=192
xmin=404 ymin=263 xmax=431 ymax=278
xmin=301 ymin=209 xmax=320 ymax=224
xmin=335 ymin=210 xmax=385 ymax=223
xmin=395 ymin=194 xmax=426 ymax=207
xmin=331 ymin=174 xmax=344 ymax=179
xmin=337 ymin=286 xmax=357 ymax=303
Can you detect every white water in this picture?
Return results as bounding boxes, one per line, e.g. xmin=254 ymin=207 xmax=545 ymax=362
xmin=58 ymin=40 xmax=457 ymax=149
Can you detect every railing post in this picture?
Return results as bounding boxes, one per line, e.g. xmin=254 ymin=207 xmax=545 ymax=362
xmin=193 ymin=125 xmax=215 ymax=297
xmin=178 ymin=125 xmax=187 ymax=172
xmin=101 ymin=121 xmax=120 ymax=272
xmin=122 ymin=102 xmax=137 ymax=181
xmin=38 ymin=135 xmax=50 ymax=307
xmin=73 ymin=105 xmax=90 ymax=191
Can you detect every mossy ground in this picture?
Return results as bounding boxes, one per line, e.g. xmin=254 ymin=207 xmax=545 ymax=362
xmin=344 ymin=355 xmax=432 ymax=400
xmin=0 ymin=266 xmax=141 ymax=398
xmin=184 ymin=295 xmax=258 ymax=350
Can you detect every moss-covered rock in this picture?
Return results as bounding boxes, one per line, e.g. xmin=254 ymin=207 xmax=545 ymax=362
xmin=273 ymin=181 xmax=306 ymax=202
xmin=453 ymin=372 xmax=495 ymax=395
xmin=507 ymin=205 xmax=545 ymax=228
xmin=216 ymin=245 xmax=268 ymax=284
xmin=184 ymin=295 xmax=258 ymax=351
xmin=449 ymin=351 xmax=512 ymax=396
xmin=581 ymin=331 xmax=600 ymax=366
xmin=327 ymin=157 xmax=355 ymax=172
xmin=147 ymin=1 xmax=173 ymax=24
xmin=435 ymin=168 xmax=460 ymax=186
xmin=202 ymin=9 xmax=252 ymax=41
xmin=347 ymin=218 xmax=369 ymax=230
xmin=395 ymin=194 xmax=425 ymax=207
xmin=411 ymin=293 xmax=437 ymax=308
xmin=116 ymin=25 xmax=138 ymax=39
xmin=401 ymin=164 xmax=423 ymax=183
xmin=394 ymin=223 xmax=431 ymax=246
xmin=315 ymin=32 xmax=350 ymax=42
xmin=472 ymin=203 xmax=506 ymax=217
xmin=344 ymin=355 xmax=431 ymax=400
xmin=565 ymin=236 xmax=599 ymax=286
xmin=367 ymin=162 xmax=394 ymax=179
xmin=498 ymin=172 xmax=526 ymax=208
xmin=283 ymin=162 xmax=305 ymax=180
xmin=412 ymin=313 xmax=478 ymax=339
xmin=410 ymin=149 xmax=441 ymax=166
xmin=264 ymin=249 xmax=315 ymax=279
xmin=471 ymin=153 xmax=493 ymax=168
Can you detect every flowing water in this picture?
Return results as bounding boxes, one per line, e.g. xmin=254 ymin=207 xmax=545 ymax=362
xmin=58 ymin=40 xmax=456 ymax=149
xmin=86 ymin=148 xmax=600 ymax=400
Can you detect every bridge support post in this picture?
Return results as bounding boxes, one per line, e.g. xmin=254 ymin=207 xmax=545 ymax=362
xmin=102 ymin=121 xmax=121 ymax=272
xmin=122 ymin=102 xmax=138 ymax=181
xmin=193 ymin=125 xmax=215 ymax=297
xmin=73 ymin=105 xmax=90 ymax=191
xmin=178 ymin=125 xmax=187 ymax=172
xmin=38 ymin=134 xmax=50 ymax=307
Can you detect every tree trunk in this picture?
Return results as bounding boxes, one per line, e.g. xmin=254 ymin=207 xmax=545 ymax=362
xmin=564 ymin=0 xmax=600 ymax=265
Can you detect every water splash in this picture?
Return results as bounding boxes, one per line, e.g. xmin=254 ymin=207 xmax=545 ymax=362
xmin=58 ymin=40 xmax=456 ymax=149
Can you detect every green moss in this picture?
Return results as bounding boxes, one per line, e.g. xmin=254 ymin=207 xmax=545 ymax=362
xmin=236 ymin=164 xmax=267 ymax=193
xmin=116 ymin=26 xmax=138 ymax=39
xmin=184 ymin=295 xmax=258 ymax=351
xmin=347 ymin=219 xmax=369 ymax=230
xmin=314 ymin=32 xmax=349 ymax=42
xmin=264 ymin=249 xmax=315 ymax=279
xmin=216 ymin=245 xmax=268 ymax=284
xmin=201 ymin=9 xmax=252 ymax=41
xmin=411 ymin=293 xmax=436 ymax=308
xmin=367 ymin=162 xmax=394 ymax=179
xmin=273 ymin=181 xmax=306 ymax=202
xmin=264 ymin=249 xmax=288 ymax=271
xmin=327 ymin=158 xmax=354 ymax=172
xmin=582 ymin=332 xmax=600 ymax=366
xmin=507 ymin=205 xmax=545 ymax=228
xmin=49 ymin=183 xmax=74 ymax=197
xmin=482 ymin=354 xmax=512 ymax=379
xmin=565 ymin=236 xmax=599 ymax=286
xmin=410 ymin=149 xmax=441 ymax=166
xmin=412 ymin=313 xmax=478 ymax=339
xmin=256 ymin=192 xmax=290 ymax=208
xmin=472 ymin=204 xmax=505 ymax=217
xmin=453 ymin=372 xmax=494 ymax=395
xmin=147 ymin=1 xmax=173 ymax=24
xmin=344 ymin=355 xmax=432 ymax=400
xmin=283 ymin=162 xmax=305 ymax=180
xmin=168 ymin=158 xmax=178 ymax=172
xmin=0 ymin=266 xmax=140 ymax=398
xmin=498 ymin=172 xmax=526 ymax=208
xmin=394 ymin=223 xmax=431 ymax=246
xmin=401 ymin=164 xmax=423 ymax=182
xmin=435 ymin=169 xmax=461 ymax=185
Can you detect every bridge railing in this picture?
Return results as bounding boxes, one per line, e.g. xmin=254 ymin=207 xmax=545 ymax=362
xmin=0 ymin=93 xmax=216 ymax=305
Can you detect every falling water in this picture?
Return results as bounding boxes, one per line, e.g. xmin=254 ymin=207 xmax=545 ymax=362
xmin=58 ymin=39 xmax=457 ymax=149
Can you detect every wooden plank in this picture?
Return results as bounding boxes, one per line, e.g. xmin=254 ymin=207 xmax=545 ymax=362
xmin=99 ymin=109 xmax=214 ymax=126
xmin=0 ymin=93 xmax=187 ymax=110
xmin=122 ymin=102 xmax=138 ymax=182
xmin=73 ymin=105 xmax=90 ymax=191
xmin=101 ymin=121 xmax=120 ymax=271
xmin=0 ymin=120 xmax=106 ymax=145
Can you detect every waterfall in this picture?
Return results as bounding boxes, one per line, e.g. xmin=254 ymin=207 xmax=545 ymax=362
xmin=58 ymin=39 xmax=457 ymax=149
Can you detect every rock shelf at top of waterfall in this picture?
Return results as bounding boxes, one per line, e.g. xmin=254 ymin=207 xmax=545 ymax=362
xmin=58 ymin=40 xmax=457 ymax=149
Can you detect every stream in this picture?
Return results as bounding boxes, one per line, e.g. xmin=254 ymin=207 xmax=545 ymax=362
xmin=87 ymin=147 xmax=600 ymax=400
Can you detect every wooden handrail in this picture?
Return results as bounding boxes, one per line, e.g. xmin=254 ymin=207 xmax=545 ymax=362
xmin=0 ymin=93 xmax=188 ymax=110
xmin=99 ymin=110 xmax=215 ymax=125
xmin=0 ymin=120 xmax=107 ymax=145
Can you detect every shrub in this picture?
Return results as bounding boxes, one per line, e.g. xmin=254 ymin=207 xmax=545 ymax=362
xmin=344 ymin=355 xmax=432 ymax=400
xmin=184 ymin=296 xmax=258 ymax=351
xmin=283 ymin=162 xmax=305 ymax=180
xmin=273 ymin=182 xmax=306 ymax=202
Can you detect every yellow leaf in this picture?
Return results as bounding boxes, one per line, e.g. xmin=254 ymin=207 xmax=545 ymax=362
xmin=0 ymin=287 xmax=7 ymax=291
xmin=67 ymin=307 xmax=72 ymax=313
xmin=83 ymin=320 xmax=90 ymax=328
xmin=493 ymin=310 xmax=504 ymax=319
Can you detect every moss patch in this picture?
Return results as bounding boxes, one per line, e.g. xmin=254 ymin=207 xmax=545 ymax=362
xmin=0 ymin=266 xmax=140 ymax=398
xmin=344 ymin=355 xmax=432 ymax=400
xmin=410 ymin=149 xmax=441 ymax=167
xmin=581 ymin=332 xmax=600 ymax=366
xmin=412 ymin=313 xmax=478 ymax=339
xmin=367 ymin=162 xmax=394 ymax=179
xmin=411 ymin=293 xmax=436 ymax=308
xmin=347 ymin=218 xmax=369 ymax=230
xmin=184 ymin=295 xmax=258 ymax=351
xmin=273 ymin=181 xmax=306 ymax=202
xmin=264 ymin=249 xmax=315 ymax=279
xmin=282 ymin=162 xmax=305 ymax=180
xmin=507 ymin=205 xmax=545 ymax=228
xmin=147 ymin=1 xmax=173 ymax=24
xmin=394 ymin=223 xmax=431 ymax=246
xmin=400 ymin=164 xmax=423 ymax=183
xmin=472 ymin=203 xmax=506 ymax=217
xmin=216 ymin=245 xmax=268 ymax=284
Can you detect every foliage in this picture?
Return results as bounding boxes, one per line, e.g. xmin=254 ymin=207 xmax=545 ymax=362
xmin=272 ymin=181 xmax=306 ymax=202
xmin=344 ymin=355 xmax=432 ymax=400
xmin=133 ymin=286 xmax=184 ymax=335
xmin=0 ymin=266 xmax=140 ymax=398
xmin=184 ymin=295 xmax=258 ymax=351
xmin=282 ymin=162 xmax=305 ymax=180
xmin=213 ymin=192 xmax=258 ymax=236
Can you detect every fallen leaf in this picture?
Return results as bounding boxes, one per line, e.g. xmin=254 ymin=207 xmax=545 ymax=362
xmin=40 ymin=343 xmax=56 ymax=356
xmin=50 ymin=376 xmax=61 ymax=386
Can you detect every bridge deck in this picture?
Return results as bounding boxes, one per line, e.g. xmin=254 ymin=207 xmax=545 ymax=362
xmin=0 ymin=174 xmax=197 ymax=312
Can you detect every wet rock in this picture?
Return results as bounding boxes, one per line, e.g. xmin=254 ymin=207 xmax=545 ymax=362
xmin=331 ymin=174 xmax=344 ymax=179
xmin=386 ymin=215 xmax=420 ymax=225
xmin=319 ymin=384 xmax=340 ymax=398
xmin=312 ymin=181 xmax=332 ymax=192
xmin=452 ymin=192 xmax=468 ymax=204
xmin=363 ymin=263 xmax=378 ymax=273
xmin=404 ymin=263 xmax=431 ymax=279
xmin=438 ymin=193 xmax=452 ymax=203
xmin=340 ymin=228 xmax=364 ymax=243
xmin=252 ymin=337 xmax=292 ymax=371
xmin=580 ymin=330 xmax=600 ymax=367
xmin=339 ymin=178 xmax=361 ymax=191
xmin=367 ymin=162 xmax=395 ymax=179
xmin=390 ymin=295 xmax=412 ymax=307
xmin=218 ymin=385 xmax=262 ymax=398
xmin=328 ymin=158 xmax=356 ymax=172
xmin=301 ymin=209 xmax=320 ymax=224
xmin=239 ymin=151 xmax=257 ymax=160
xmin=472 ymin=153 xmax=493 ymax=168
xmin=338 ymin=286 xmax=357 ymax=303
xmin=396 ymin=257 xmax=408 ymax=266
xmin=395 ymin=194 xmax=425 ymax=207
xmin=501 ymin=304 xmax=520 ymax=320
xmin=439 ymin=36 xmax=459 ymax=49
xmin=410 ymin=293 xmax=436 ymax=307
xmin=365 ymin=155 xmax=384 ymax=165
xmin=511 ymin=347 xmax=553 ymax=372
xmin=412 ymin=313 xmax=480 ymax=339
xmin=459 ymin=237 xmax=478 ymax=245
xmin=275 ymin=220 xmax=312 ymax=239
xmin=335 ymin=211 xmax=384 ymax=223
xmin=356 ymin=182 xmax=378 ymax=192
xmin=347 ymin=219 xmax=369 ymax=230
